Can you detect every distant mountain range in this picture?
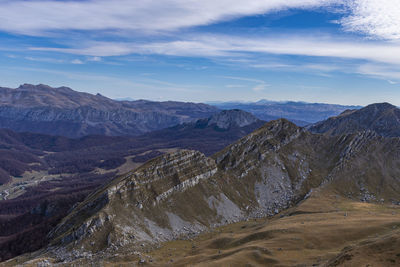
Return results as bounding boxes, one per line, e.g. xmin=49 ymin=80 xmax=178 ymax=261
xmin=211 ymin=100 xmax=361 ymax=125
xmin=1 ymin=83 xmax=400 ymax=265
xmin=0 ymin=84 xmax=364 ymax=139
xmin=0 ymin=84 xmax=218 ymax=138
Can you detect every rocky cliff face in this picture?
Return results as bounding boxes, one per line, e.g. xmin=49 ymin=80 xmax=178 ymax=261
xmin=44 ymin=120 xmax=324 ymax=258
xmin=206 ymin=109 xmax=260 ymax=129
xmin=12 ymin=119 xmax=400 ymax=264
xmin=35 ymin=121 xmax=340 ymax=257
xmin=0 ymin=84 xmax=218 ymax=137
xmin=0 ymin=108 xmax=267 ymax=262
xmin=308 ymin=102 xmax=400 ymax=137
xmin=48 ymin=150 xmax=219 ymax=253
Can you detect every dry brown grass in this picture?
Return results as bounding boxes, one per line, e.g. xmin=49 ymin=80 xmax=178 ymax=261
xmin=142 ymin=190 xmax=400 ymax=267
xmin=2 ymin=188 xmax=400 ymax=267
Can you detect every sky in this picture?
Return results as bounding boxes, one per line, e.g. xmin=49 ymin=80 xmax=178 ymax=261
xmin=0 ymin=0 xmax=400 ymax=105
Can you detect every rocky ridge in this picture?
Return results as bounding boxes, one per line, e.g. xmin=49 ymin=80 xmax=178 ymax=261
xmin=0 ymin=109 xmax=266 ymax=262
xmin=0 ymin=84 xmax=218 ymax=137
xmin=309 ymin=102 xmax=400 ymax=137
xmin=22 ymin=119 xmax=400 ymax=263
xmin=5 ymin=118 xmax=400 ymax=265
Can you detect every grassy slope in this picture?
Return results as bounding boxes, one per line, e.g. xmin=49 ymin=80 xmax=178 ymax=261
xmin=145 ymin=189 xmax=400 ymax=267
xmin=5 ymin=187 xmax=400 ymax=266
xmin=3 ymin=120 xmax=400 ymax=266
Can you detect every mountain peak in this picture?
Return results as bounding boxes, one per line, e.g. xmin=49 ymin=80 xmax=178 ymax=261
xmin=18 ymin=83 xmax=50 ymax=90
xmin=253 ymin=118 xmax=302 ymax=142
xmin=207 ymin=109 xmax=260 ymax=129
xmin=363 ymin=102 xmax=397 ymax=112
xmin=17 ymin=83 xmax=75 ymax=92
xmin=309 ymin=102 xmax=400 ymax=137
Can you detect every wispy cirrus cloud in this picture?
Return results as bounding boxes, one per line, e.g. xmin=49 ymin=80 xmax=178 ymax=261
xmin=1 ymin=0 xmax=399 ymax=41
xmin=0 ymin=0 xmax=339 ymax=35
xmin=1 ymin=0 xmax=400 ymax=104
xmin=357 ymin=63 xmax=400 ymax=81
xmin=221 ymin=75 xmax=270 ymax=92
xmin=3 ymin=0 xmax=400 ymax=70
xmin=341 ymin=0 xmax=400 ymax=40
xmin=30 ymin=34 xmax=400 ymax=65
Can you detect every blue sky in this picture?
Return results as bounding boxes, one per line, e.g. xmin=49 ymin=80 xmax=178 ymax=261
xmin=0 ymin=0 xmax=400 ymax=105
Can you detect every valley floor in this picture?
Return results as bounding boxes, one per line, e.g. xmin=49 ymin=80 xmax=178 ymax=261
xmin=4 ymin=190 xmax=400 ymax=266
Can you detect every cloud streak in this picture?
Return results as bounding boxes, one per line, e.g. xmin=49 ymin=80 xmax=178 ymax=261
xmin=1 ymin=0 xmax=400 ymax=41
xmin=30 ymin=34 xmax=400 ymax=66
xmin=221 ymin=75 xmax=269 ymax=92
xmin=1 ymin=0 xmax=400 ymax=98
xmin=0 ymin=0 xmax=338 ymax=35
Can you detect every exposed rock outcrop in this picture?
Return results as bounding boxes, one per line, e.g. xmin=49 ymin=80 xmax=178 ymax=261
xmin=10 ymin=118 xmax=400 ymax=265
xmin=207 ymin=109 xmax=260 ymax=129
xmin=49 ymin=150 xmax=218 ymax=249
xmin=42 ymin=120 xmax=341 ymax=261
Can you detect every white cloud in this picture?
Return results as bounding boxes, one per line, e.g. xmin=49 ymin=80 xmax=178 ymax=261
xmin=71 ymin=59 xmax=84 ymax=64
xmin=221 ymin=75 xmax=267 ymax=84
xmin=0 ymin=0 xmax=399 ymax=42
xmin=2 ymin=0 xmax=400 ymax=86
xmin=252 ymin=83 xmax=269 ymax=92
xmin=221 ymin=75 xmax=269 ymax=92
xmin=88 ymin=56 xmax=102 ymax=62
xmin=0 ymin=0 xmax=338 ymax=35
xmin=25 ymin=56 xmax=64 ymax=63
xmin=225 ymin=84 xmax=246 ymax=88
xmin=342 ymin=0 xmax=400 ymax=40
xmin=357 ymin=63 xmax=400 ymax=81
xmin=30 ymin=34 xmax=400 ymax=66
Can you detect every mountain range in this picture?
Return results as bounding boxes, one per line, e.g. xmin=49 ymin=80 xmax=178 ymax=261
xmin=0 ymin=109 xmax=264 ymax=261
xmin=1 ymin=103 xmax=399 ymax=266
xmin=0 ymin=84 xmax=218 ymax=138
xmin=1 ymin=83 xmax=400 ymax=266
xmin=0 ymin=84 xmax=362 ymax=139
xmin=212 ymin=100 xmax=361 ymax=125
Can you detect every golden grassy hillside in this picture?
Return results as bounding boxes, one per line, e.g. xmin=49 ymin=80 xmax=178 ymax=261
xmin=144 ymin=190 xmax=400 ymax=267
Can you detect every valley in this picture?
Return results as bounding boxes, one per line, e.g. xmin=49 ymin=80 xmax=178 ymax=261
xmin=1 ymin=103 xmax=399 ymax=266
xmin=0 ymin=89 xmax=399 ymax=266
xmin=0 ymin=108 xmax=264 ymax=261
xmin=1 ymin=1 xmax=399 ymax=265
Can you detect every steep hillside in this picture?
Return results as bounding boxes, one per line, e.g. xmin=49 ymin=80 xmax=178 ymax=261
xmin=0 ymin=84 xmax=218 ymax=137
xmin=9 ymin=118 xmax=400 ymax=265
xmin=309 ymin=102 xmax=400 ymax=137
xmin=40 ymin=120 xmax=329 ymax=259
xmin=0 ymin=109 xmax=263 ymax=261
